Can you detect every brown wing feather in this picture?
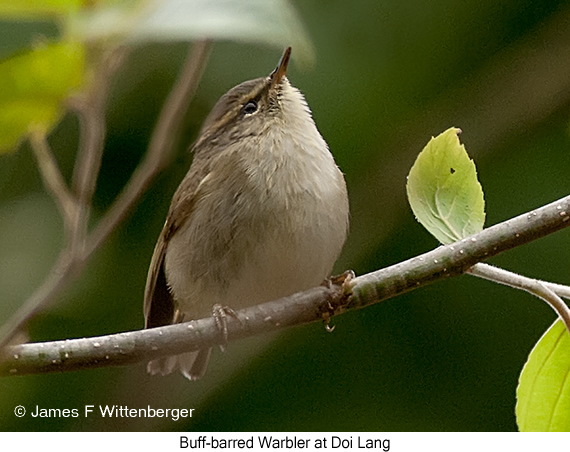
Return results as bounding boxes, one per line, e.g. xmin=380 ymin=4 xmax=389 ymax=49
xmin=143 ymin=232 xmax=175 ymax=328
xmin=144 ymin=152 xmax=212 ymax=329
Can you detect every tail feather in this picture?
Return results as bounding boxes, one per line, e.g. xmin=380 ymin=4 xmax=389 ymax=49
xmin=180 ymin=348 xmax=212 ymax=381
xmin=146 ymin=348 xmax=212 ymax=380
xmin=147 ymin=355 xmax=178 ymax=376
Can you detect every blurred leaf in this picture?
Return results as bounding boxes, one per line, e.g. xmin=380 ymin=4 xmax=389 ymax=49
xmin=0 ymin=20 xmax=61 ymax=61
xmin=406 ymin=127 xmax=485 ymax=244
xmin=74 ymin=0 xmax=315 ymax=65
xmin=0 ymin=40 xmax=85 ymax=153
xmin=0 ymin=0 xmax=81 ymax=18
xmin=516 ymin=319 xmax=570 ymax=431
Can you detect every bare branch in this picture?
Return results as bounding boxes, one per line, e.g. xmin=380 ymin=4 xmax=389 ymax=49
xmin=0 ymin=252 xmax=84 ymax=352
xmin=85 ymin=40 xmax=212 ymax=256
xmin=349 ymin=195 xmax=570 ymax=310
xmin=29 ymin=131 xmax=77 ymax=229
xmin=68 ymin=47 xmax=128 ymax=251
xmin=0 ymin=41 xmax=211 ymax=350
xmin=0 ymin=51 xmax=125 ymax=350
xmin=1 ymin=285 xmax=342 ymax=376
xmin=2 ymin=193 xmax=569 ymax=377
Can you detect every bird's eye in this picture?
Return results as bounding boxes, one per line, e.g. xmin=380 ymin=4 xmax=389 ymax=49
xmin=241 ymin=100 xmax=258 ymax=115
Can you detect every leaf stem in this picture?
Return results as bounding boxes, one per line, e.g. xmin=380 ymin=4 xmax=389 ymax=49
xmin=467 ymin=263 xmax=570 ymax=334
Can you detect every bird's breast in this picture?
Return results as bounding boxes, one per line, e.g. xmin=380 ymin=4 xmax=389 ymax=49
xmin=165 ymin=120 xmax=348 ymax=320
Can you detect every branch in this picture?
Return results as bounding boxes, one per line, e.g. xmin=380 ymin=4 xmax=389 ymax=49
xmin=2 ymin=193 xmax=569 ymax=377
xmin=71 ymin=47 xmax=127 ymax=207
xmin=67 ymin=48 xmax=126 ymax=253
xmin=472 ymin=264 xmax=570 ymax=300
xmin=85 ymin=40 xmax=212 ymax=256
xmin=0 ymin=49 xmax=124 ymax=350
xmin=0 ymin=41 xmax=212 ymax=350
xmin=29 ymin=131 xmax=78 ymax=229
xmin=0 ymin=252 xmax=83 ymax=354
xmin=467 ymin=263 xmax=570 ymax=332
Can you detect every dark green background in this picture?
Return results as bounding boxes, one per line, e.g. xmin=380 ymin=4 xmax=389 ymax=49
xmin=2 ymin=0 xmax=570 ymax=431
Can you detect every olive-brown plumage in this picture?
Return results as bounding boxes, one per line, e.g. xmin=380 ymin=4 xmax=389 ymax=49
xmin=144 ymin=48 xmax=349 ymax=380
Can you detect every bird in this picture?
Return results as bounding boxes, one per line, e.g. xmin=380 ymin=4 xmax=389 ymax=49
xmin=143 ymin=47 xmax=349 ymax=380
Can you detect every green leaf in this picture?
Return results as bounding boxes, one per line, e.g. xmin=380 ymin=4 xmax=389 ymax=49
xmin=0 ymin=40 xmax=85 ymax=153
xmin=406 ymin=127 xmax=485 ymax=244
xmin=0 ymin=0 xmax=81 ymax=18
xmin=516 ymin=319 xmax=570 ymax=431
xmin=73 ymin=0 xmax=315 ymax=66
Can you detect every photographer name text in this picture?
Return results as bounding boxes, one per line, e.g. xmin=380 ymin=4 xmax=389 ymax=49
xmin=15 ymin=405 xmax=194 ymax=421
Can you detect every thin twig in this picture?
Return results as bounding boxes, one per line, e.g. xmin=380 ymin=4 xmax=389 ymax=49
xmin=29 ymin=131 xmax=77 ymax=230
xmin=71 ymin=47 xmax=127 ymax=204
xmin=467 ymin=263 xmax=570 ymax=333
xmin=0 ymin=49 xmax=127 ymax=350
xmin=2 ymin=193 xmax=570 ymax=376
xmin=85 ymin=40 xmax=212 ymax=256
xmin=68 ymin=47 xmax=128 ymax=253
xmin=534 ymin=280 xmax=570 ymax=300
xmin=0 ymin=41 xmax=211 ymax=350
xmin=0 ymin=252 xmax=84 ymax=351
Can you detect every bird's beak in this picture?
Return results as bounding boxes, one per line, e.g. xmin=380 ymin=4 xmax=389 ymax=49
xmin=270 ymin=47 xmax=292 ymax=89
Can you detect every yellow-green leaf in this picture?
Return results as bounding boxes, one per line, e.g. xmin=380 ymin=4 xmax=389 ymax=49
xmin=406 ymin=127 xmax=485 ymax=244
xmin=0 ymin=0 xmax=81 ymax=18
xmin=516 ymin=319 xmax=570 ymax=431
xmin=0 ymin=40 xmax=85 ymax=153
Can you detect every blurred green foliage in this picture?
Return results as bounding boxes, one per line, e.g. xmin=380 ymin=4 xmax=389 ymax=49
xmin=0 ymin=40 xmax=85 ymax=152
xmin=2 ymin=0 xmax=570 ymax=432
